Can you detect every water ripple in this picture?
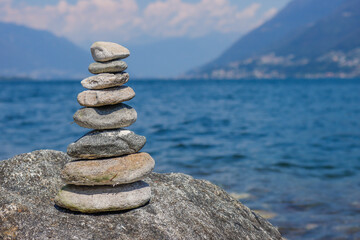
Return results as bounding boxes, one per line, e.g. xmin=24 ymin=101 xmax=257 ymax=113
xmin=1 ymin=79 xmax=360 ymax=240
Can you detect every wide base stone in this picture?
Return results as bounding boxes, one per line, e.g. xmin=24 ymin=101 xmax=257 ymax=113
xmin=61 ymin=153 xmax=155 ymax=185
xmin=54 ymin=181 xmax=151 ymax=213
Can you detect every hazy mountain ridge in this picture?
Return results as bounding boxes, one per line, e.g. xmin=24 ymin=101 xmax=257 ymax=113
xmin=125 ymin=33 xmax=238 ymax=78
xmin=0 ymin=22 xmax=238 ymax=79
xmin=0 ymin=22 xmax=91 ymax=79
xmin=188 ymin=0 xmax=360 ymax=79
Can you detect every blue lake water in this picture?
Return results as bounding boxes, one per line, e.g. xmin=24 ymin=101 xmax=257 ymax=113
xmin=1 ymin=79 xmax=360 ymax=239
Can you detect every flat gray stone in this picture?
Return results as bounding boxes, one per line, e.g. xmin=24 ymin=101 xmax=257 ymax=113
xmin=81 ymin=73 xmax=129 ymax=90
xmin=0 ymin=150 xmax=283 ymax=239
xmin=73 ymin=103 xmax=137 ymax=130
xmin=77 ymin=86 xmax=135 ymax=107
xmin=67 ymin=129 xmax=146 ymax=159
xmin=55 ymin=181 xmax=151 ymax=213
xmin=61 ymin=153 xmax=155 ymax=185
xmin=91 ymin=41 xmax=130 ymax=62
xmin=89 ymin=60 xmax=127 ymax=74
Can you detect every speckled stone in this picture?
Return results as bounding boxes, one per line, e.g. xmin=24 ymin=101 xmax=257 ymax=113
xmin=61 ymin=153 xmax=155 ymax=185
xmin=67 ymin=129 xmax=146 ymax=159
xmin=91 ymin=42 xmax=130 ymax=62
xmin=88 ymin=60 xmax=127 ymax=74
xmin=81 ymin=73 xmax=129 ymax=90
xmin=0 ymin=150 xmax=283 ymax=239
xmin=73 ymin=103 xmax=137 ymax=130
xmin=77 ymin=86 xmax=135 ymax=107
xmin=55 ymin=181 xmax=151 ymax=213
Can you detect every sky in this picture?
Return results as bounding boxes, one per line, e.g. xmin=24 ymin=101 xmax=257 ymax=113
xmin=0 ymin=0 xmax=290 ymax=77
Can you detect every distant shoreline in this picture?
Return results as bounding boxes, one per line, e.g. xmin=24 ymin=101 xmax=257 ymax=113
xmin=1 ymin=76 xmax=360 ymax=82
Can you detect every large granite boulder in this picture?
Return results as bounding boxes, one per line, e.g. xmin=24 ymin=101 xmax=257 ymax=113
xmin=0 ymin=150 xmax=282 ymax=240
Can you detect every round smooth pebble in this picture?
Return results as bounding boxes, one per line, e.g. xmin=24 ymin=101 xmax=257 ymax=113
xmin=88 ymin=60 xmax=127 ymax=74
xmin=91 ymin=41 xmax=130 ymax=62
xmin=67 ymin=129 xmax=146 ymax=159
xmin=81 ymin=73 xmax=129 ymax=90
xmin=73 ymin=103 xmax=137 ymax=130
xmin=77 ymin=86 xmax=135 ymax=107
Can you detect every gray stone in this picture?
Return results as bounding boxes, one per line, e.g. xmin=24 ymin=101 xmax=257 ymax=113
xmin=89 ymin=60 xmax=127 ymax=74
xmin=77 ymin=86 xmax=135 ymax=107
xmin=61 ymin=153 xmax=155 ymax=185
xmin=55 ymin=181 xmax=151 ymax=213
xmin=73 ymin=103 xmax=137 ymax=130
xmin=81 ymin=73 xmax=129 ymax=90
xmin=0 ymin=150 xmax=283 ymax=240
xmin=67 ymin=129 xmax=146 ymax=159
xmin=91 ymin=41 xmax=130 ymax=62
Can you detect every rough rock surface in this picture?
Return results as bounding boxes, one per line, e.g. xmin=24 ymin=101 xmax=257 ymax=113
xmin=91 ymin=42 xmax=130 ymax=62
xmin=0 ymin=150 xmax=283 ymax=240
xmin=77 ymin=86 xmax=135 ymax=107
xmin=67 ymin=129 xmax=146 ymax=159
xmin=73 ymin=103 xmax=137 ymax=130
xmin=88 ymin=60 xmax=127 ymax=74
xmin=55 ymin=181 xmax=151 ymax=213
xmin=81 ymin=73 xmax=129 ymax=90
xmin=61 ymin=153 xmax=154 ymax=185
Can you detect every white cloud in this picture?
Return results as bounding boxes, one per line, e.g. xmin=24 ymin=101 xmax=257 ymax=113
xmin=0 ymin=0 xmax=139 ymax=43
xmin=0 ymin=0 xmax=277 ymax=45
xmin=246 ymin=7 xmax=278 ymax=30
xmin=236 ymin=3 xmax=261 ymax=19
xmin=263 ymin=7 xmax=278 ymax=21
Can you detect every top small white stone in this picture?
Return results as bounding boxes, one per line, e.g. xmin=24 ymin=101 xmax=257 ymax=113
xmin=91 ymin=41 xmax=130 ymax=62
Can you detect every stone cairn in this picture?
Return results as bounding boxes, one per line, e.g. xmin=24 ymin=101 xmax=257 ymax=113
xmin=55 ymin=42 xmax=155 ymax=213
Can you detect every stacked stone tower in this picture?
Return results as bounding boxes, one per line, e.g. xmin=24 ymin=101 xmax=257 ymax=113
xmin=55 ymin=42 xmax=154 ymax=213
